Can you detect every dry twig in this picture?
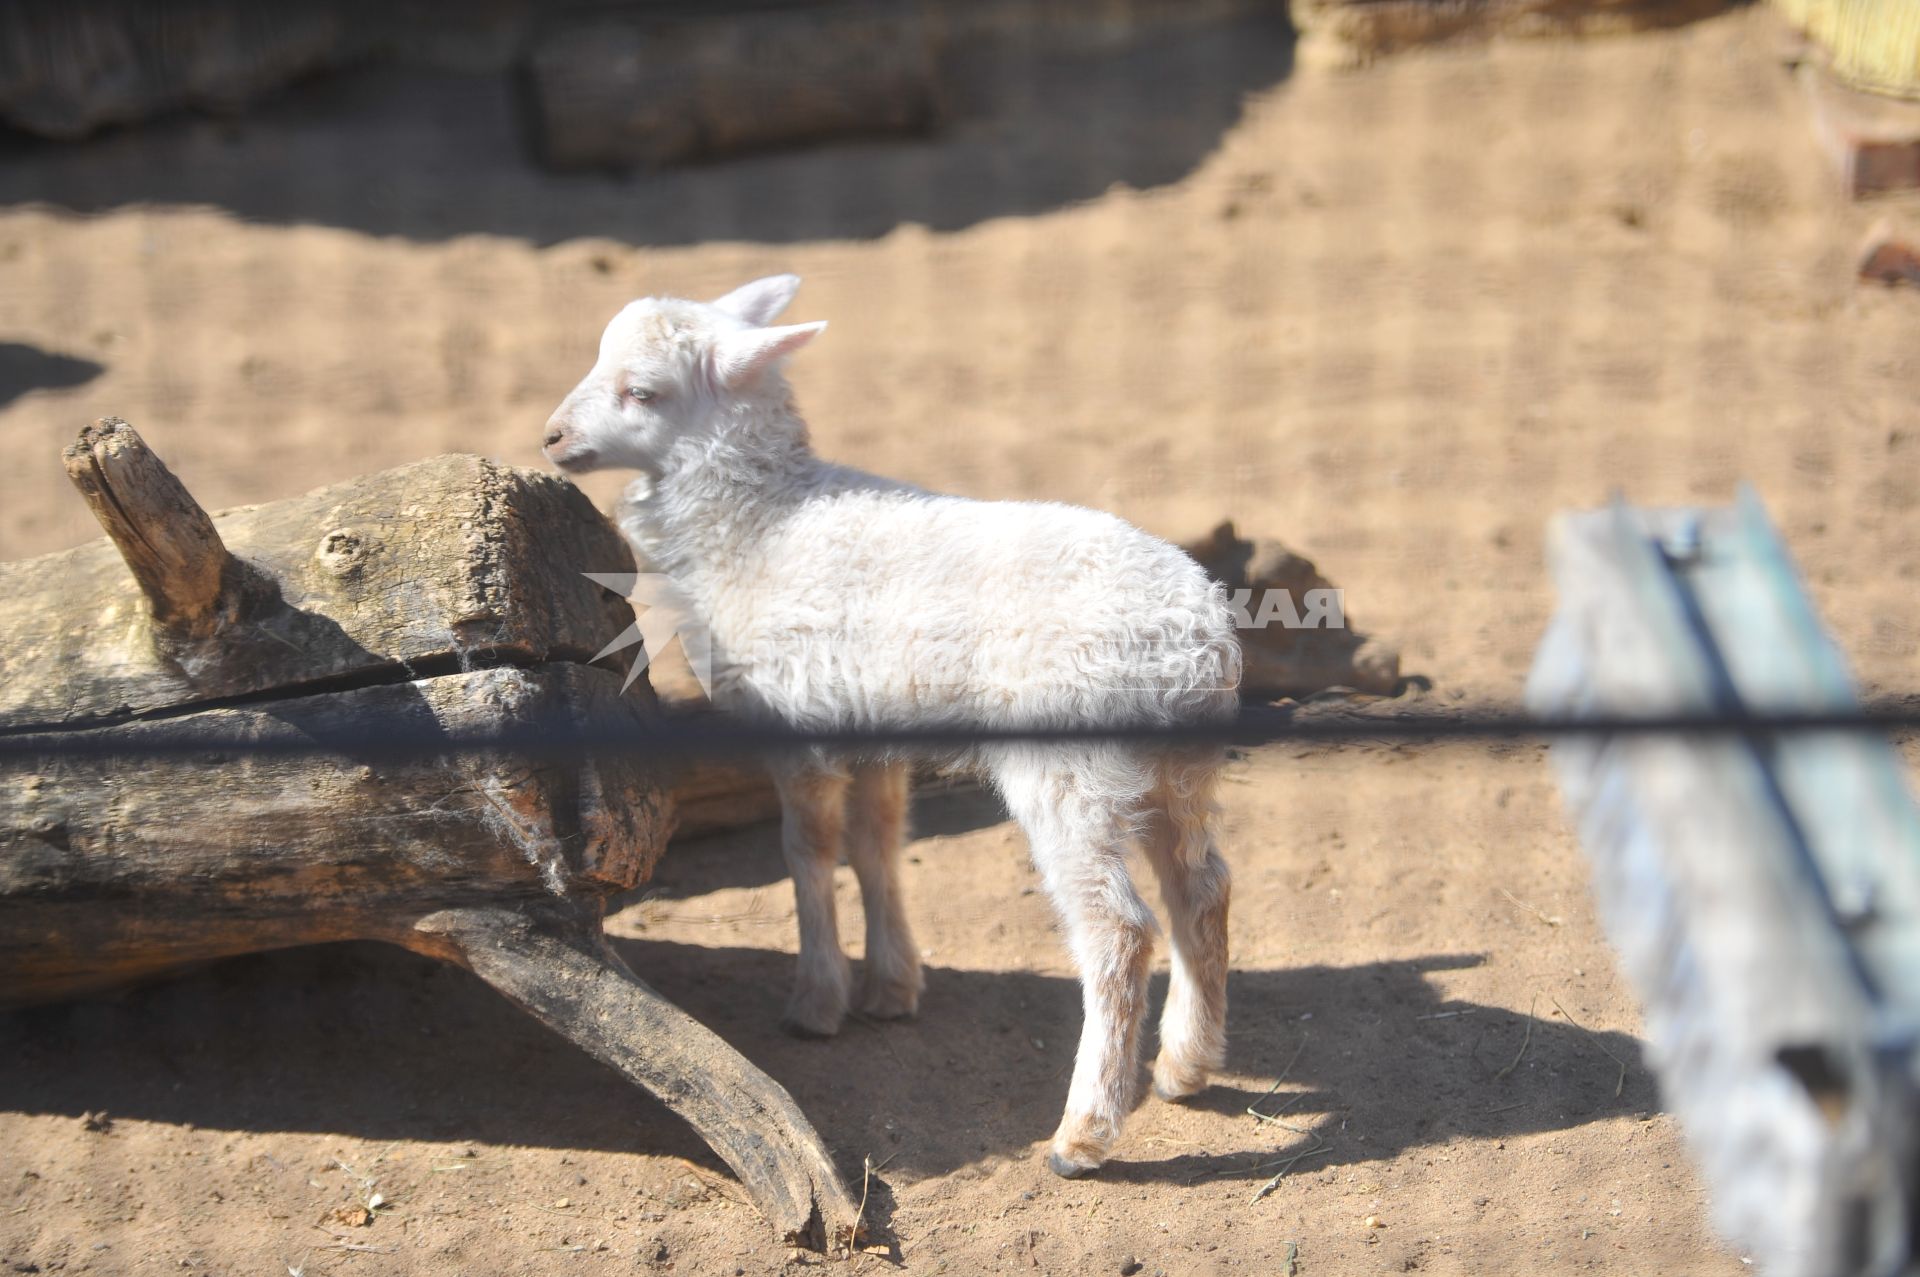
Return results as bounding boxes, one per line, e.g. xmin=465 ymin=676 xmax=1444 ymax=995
xmin=1494 ymin=997 xmax=1538 ymax=1082
xmin=1550 ymin=996 xmax=1630 ymax=1097
xmin=1498 ymin=887 xmax=1564 ymax=928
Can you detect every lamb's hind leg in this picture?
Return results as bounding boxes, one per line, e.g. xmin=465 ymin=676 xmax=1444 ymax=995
xmin=845 ymin=762 xmax=922 ymax=1019
xmin=998 ymin=754 xmax=1158 ymax=1178
xmin=773 ymin=765 xmax=853 ymax=1038
xmin=1142 ymin=757 xmax=1232 ymax=1101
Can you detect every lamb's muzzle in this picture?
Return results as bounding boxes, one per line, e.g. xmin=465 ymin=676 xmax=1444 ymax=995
xmin=546 ymin=273 xmax=1240 ymax=1177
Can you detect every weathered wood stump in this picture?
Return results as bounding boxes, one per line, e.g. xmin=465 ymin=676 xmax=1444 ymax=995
xmin=0 ymin=419 xmax=860 ymax=1249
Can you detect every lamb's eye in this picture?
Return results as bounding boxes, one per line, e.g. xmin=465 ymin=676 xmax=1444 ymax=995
xmin=628 ymin=386 xmax=657 ymax=404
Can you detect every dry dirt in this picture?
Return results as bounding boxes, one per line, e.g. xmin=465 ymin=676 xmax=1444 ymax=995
xmin=4 ymin=7 xmax=1919 ymax=1275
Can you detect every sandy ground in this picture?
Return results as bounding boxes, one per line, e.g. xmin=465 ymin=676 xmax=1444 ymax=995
xmin=4 ymin=6 xmax=1918 ymax=1274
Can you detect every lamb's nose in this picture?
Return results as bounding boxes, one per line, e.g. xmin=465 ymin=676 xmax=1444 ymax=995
xmin=543 ymin=424 xmax=565 ymax=448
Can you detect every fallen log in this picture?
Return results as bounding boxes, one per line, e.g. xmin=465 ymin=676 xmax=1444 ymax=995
xmin=524 ymin=4 xmax=941 ymax=172
xmin=0 ymin=420 xmax=860 ymax=1248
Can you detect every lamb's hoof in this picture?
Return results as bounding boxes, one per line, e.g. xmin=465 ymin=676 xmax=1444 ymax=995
xmin=1046 ymin=1151 xmax=1099 ymax=1180
xmin=1151 ymin=1057 xmax=1211 ymax=1103
xmin=780 ymin=1014 xmax=841 ymax=1040
xmin=780 ymin=988 xmax=847 ymax=1039
xmin=855 ymin=973 xmax=922 ymax=1021
xmin=1046 ymin=1125 xmax=1111 ymax=1179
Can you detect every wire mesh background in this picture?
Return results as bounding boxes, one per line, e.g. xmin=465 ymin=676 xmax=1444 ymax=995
xmin=3 ymin=2 xmax=1911 ymax=723
xmin=3 ymin=5 xmax=1914 ymax=745
xmin=1 ymin=3 xmax=1917 ymax=1273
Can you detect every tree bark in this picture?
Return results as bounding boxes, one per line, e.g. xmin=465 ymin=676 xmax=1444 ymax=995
xmin=2 ymin=426 xmax=640 ymax=729
xmin=0 ymin=661 xmax=668 ymax=1004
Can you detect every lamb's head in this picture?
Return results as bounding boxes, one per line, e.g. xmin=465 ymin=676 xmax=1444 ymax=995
xmin=542 ymin=273 xmax=825 ymax=475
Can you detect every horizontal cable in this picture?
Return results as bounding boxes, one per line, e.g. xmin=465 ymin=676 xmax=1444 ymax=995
xmin=2 ymin=702 xmax=1919 ymax=763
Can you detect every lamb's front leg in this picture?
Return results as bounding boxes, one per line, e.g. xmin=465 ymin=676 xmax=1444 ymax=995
xmin=773 ymin=766 xmax=853 ymax=1038
xmin=845 ymin=762 xmax=922 ymax=1019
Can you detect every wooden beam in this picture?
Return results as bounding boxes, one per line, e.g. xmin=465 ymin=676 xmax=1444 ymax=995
xmin=1528 ymin=490 xmax=1920 ymax=1277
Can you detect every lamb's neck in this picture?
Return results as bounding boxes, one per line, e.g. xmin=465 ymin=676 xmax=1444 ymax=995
xmin=642 ymin=407 xmax=825 ymax=585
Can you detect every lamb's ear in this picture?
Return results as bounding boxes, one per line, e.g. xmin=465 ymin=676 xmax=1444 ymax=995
xmin=711 ymin=321 xmax=826 ymax=390
xmin=710 ymin=274 xmax=801 ymax=326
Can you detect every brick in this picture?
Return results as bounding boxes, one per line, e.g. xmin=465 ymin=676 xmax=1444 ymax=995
xmin=1802 ymin=63 xmax=1920 ymax=197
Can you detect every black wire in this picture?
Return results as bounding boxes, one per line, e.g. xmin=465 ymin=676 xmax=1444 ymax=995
xmin=3 ymin=702 xmax=1918 ymax=764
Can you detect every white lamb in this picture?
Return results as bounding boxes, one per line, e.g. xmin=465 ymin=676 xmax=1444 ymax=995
xmin=543 ymin=275 xmax=1240 ymax=1177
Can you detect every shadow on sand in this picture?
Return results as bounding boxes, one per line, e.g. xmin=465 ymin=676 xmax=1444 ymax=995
xmin=3 ymin=933 xmax=1647 ymax=1193
xmin=0 ymin=343 xmax=104 ymax=409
